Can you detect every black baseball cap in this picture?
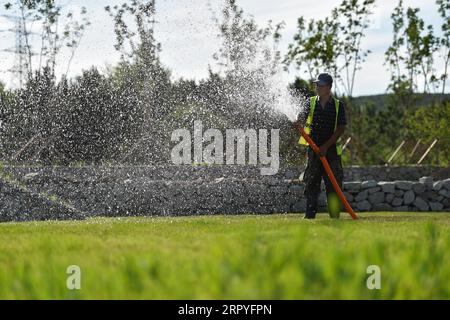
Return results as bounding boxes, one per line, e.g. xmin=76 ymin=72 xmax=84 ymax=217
xmin=312 ymin=73 xmax=333 ymax=86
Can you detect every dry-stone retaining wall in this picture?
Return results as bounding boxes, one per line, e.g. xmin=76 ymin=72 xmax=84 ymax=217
xmin=0 ymin=165 xmax=449 ymax=222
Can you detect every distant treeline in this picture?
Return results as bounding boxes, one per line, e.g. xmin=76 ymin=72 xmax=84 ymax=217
xmin=0 ymin=0 xmax=448 ymax=166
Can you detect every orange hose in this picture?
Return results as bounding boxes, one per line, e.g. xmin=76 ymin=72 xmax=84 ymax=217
xmin=299 ymin=128 xmax=359 ymax=220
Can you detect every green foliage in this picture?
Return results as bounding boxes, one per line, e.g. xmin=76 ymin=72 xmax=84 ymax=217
xmin=344 ymin=92 xmax=449 ymax=166
xmin=405 ymin=102 xmax=450 ymax=141
xmin=405 ymin=100 xmax=450 ymax=165
xmin=345 ymin=101 xmax=388 ymax=165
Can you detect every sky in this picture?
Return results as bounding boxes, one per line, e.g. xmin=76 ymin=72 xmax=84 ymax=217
xmin=0 ymin=0 xmax=448 ymax=96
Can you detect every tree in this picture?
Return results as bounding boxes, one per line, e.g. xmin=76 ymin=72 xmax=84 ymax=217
xmin=63 ymin=6 xmax=91 ymax=77
xmin=285 ymin=0 xmax=375 ymax=97
xmin=0 ymin=81 xmax=15 ymax=155
xmin=105 ymin=0 xmax=173 ymax=164
xmin=385 ymin=1 xmax=440 ymax=94
xmin=436 ymin=0 xmax=450 ymax=94
xmin=335 ymin=0 xmax=375 ymax=98
xmin=53 ymin=68 xmax=121 ymax=164
xmin=105 ymin=0 xmax=159 ymax=68
xmin=384 ymin=0 xmax=408 ymax=93
xmin=3 ymin=0 xmax=90 ymax=83
xmin=210 ymin=0 xmax=287 ymax=129
xmin=212 ymin=0 xmax=284 ymax=76
xmin=405 ymin=7 xmax=439 ymax=93
xmin=285 ymin=15 xmax=341 ymax=94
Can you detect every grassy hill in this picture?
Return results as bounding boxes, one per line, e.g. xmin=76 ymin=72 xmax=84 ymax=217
xmin=350 ymin=93 xmax=450 ymax=110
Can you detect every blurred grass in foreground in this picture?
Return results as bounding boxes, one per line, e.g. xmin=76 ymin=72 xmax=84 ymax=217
xmin=0 ymin=212 xmax=449 ymax=299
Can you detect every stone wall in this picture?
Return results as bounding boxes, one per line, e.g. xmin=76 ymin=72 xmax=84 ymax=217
xmin=341 ymin=178 xmax=450 ymax=212
xmin=287 ymin=165 xmax=449 ymax=181
xmin=3 ymin=164 xmax=450 ymax=182
xmin=0 ymin=176 xmax=85 ymax=222
xmin=0 ymin=165 xmax=449 ymax=222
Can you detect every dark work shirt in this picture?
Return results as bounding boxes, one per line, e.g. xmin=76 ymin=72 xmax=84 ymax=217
xmin=298 ymin=95 xmax=347 ymax=159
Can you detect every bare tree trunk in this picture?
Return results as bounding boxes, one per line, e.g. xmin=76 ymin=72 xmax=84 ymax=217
xmin=443 ymin=51 xmax=449 ymax=94
xmin=20 ymin=4 xmax=33 ymax=78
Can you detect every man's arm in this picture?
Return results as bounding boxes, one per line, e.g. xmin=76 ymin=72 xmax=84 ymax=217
xmin=320 ymin=125 xmax=346 ymax=156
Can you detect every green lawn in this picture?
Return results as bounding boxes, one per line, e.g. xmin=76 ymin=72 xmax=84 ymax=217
xmin=0 ymin=212 xmax=449 ymax=299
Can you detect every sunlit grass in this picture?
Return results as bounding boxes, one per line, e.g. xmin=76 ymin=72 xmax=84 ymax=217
xmin=0 ymin=212 xmax=449 ymax=299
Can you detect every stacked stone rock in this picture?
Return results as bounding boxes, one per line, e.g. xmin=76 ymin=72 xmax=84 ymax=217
xmin=1 ymin=166 xmax=450 ymax=222
xmin=340 ymin=177 xmax=450 ymax=212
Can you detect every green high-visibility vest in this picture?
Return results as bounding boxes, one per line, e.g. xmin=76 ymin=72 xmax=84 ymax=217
xmin=298 ymin=95 xmax=343 ymax=156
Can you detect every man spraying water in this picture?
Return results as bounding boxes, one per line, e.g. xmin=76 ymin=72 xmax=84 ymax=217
xmin=293 ymin=73 xmax=347 ymax=219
